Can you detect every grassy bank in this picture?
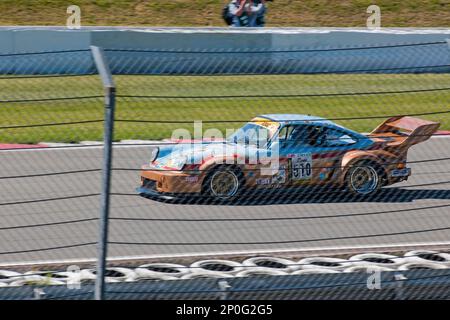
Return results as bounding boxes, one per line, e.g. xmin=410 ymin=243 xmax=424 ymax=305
xmin=1 ymin=73 xmax=449 ymax=144
xmin=0 ymin=0 xmax=449 ymax=27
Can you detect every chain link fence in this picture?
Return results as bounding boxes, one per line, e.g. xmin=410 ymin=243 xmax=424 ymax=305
xmin=0 ymin=38 xmax=449 ymax=299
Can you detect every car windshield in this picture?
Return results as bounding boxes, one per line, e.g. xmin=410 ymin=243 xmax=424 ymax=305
xmin=227 ymin=121 xmax=280 ymax=146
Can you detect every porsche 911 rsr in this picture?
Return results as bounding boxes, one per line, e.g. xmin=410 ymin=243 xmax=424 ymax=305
xmin=138 ymin=114 xmax=440 ymax=201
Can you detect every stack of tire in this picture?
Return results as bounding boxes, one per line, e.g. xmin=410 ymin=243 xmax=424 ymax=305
xmin=0 ymin=251 xmax=449 ymax=287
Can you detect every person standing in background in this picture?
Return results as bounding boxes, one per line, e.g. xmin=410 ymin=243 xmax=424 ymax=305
xmin=227 ymin=0 xmax=267 ymax=27
xmin=254 ymin=0 xmax=267 ymax=27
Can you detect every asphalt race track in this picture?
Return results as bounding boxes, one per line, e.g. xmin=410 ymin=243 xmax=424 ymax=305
xmin=0 ymin=138 xmax=449 ymax=265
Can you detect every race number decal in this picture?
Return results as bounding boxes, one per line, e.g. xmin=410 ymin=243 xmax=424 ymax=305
xmin=291 ymin=153 xmax=312 ymax=180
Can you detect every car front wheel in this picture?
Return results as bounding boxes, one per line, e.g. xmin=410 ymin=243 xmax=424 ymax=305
xmin=204 ymin=166 xmax=243 ymax=200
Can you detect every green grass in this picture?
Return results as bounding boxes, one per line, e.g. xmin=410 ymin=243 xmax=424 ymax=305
xmin=0 ymin=0 xmax=449 ymax=27
xmin=1 ymin=73 xmax=449 ymax=144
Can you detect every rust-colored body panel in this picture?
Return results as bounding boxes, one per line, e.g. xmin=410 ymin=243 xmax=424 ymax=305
xmin=141 ymin=165 xmax=205 ymax=193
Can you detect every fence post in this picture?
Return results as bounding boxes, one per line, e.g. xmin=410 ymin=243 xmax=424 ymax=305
xmin=447 ymin=39 xmax=450 ymax=63
xmin=90 ymin=46 xmax=116 ymax=300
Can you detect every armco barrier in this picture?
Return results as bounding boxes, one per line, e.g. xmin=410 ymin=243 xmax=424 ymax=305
xmin=1 ymin=27 xmax=449 ymax=75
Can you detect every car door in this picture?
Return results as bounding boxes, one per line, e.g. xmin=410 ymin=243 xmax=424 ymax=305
xmin=308 ymin=125 xmax=360 ymax=184
xmin=278 ymin=124 xmax=316 ymax=185
xmin=279 ymin=123 xmax=360 ymax=185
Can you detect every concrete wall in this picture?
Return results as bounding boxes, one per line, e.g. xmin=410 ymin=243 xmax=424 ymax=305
xmin=0 ymin=27 xmax=449 ymax=75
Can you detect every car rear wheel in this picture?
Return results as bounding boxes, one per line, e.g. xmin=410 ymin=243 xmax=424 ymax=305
xmin=204 ymin=166 xmax=243 ymax=200
xmin=346 ymin=161 xmax=382 ymax=196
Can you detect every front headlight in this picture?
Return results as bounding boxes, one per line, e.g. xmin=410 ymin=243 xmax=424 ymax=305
xmin=150 ymin=147 xmax=159 ymax=163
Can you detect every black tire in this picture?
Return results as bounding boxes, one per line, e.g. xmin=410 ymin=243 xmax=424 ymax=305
xmin=345 ymin=161 xmax=383 ymax=196
xmin=203 ymin=166 xmax=244 ymax=200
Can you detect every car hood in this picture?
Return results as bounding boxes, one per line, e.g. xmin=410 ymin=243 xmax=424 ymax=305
xmin=152 ymin=141 xmax=266 ymax=169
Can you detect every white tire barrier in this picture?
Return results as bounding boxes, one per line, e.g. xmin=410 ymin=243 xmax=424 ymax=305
xmin=180 ymin=272 xmax=233 ymax=280
xmin=2 ymin=251 xmax=449 ymax=287
xmin=292 ymin=269 xmax=341 ymax=275
xmin=9 ymin=279 xmax=66 ymax=287
xmin=81 ymin=268 xmax=137 ymax=282
xmin=9 ymin=276 xmax=66 ymax=287
xmin=242 ymin=257 xmax=299 ymax=272
xmin=398 ymin=262 xmax=448 ymax=271
xmin=76 ymin=270 xmax=120 ymax=284
xmin=22 ymin=272 xmax=48 ymax=284
xmin=235 ymin=268 xmax=288 ymax=277
xmin=135 ymin=274 xmax=179 ymax=281
xmin=11 ymin=270 xmax=80 ymax=286
xmin=135 ymin=263 xmax=190 ymax=279
xmin=190 ymin=259 xmax=244 ymax=275
xmin=343 ymin=265 xmax=394 ymax=273
xmin=23 ymin=271 xmax=75 ymax=283
xmin=78 ymin=269 xmax=97 ymax=283
xmin=404 ymin=250 xmax=450 ymax=266
xmin=298 ymin=257 xmax=351 ymax=271
xmin=349 ymin=253 xmax=404 ymax=267
xmin=0 ymin=270 xmax=23 ymax=284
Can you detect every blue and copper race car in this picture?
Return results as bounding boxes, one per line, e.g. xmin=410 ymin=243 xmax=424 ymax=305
xmin=138 ymin=114 xmax=439 ymax=201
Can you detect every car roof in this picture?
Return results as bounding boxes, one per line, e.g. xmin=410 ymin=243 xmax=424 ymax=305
xmin=258 ymin=114 xmax=367 ymax=139
xmin=259 ymin=114 xmax=334 ymax=125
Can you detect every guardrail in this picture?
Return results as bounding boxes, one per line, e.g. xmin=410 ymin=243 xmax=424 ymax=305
xmin=1 ymin=28 xmax=450 ymax=74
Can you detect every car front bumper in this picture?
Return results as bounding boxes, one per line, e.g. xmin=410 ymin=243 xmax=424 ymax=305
xmin=136 ymin=186 xmax=175 ymax=200
xmin=140 ymin=165 xmax=204 ymax=194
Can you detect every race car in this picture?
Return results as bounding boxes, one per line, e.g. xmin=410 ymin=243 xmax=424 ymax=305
xmin=138 ymin=114 xmax=440 ymax=201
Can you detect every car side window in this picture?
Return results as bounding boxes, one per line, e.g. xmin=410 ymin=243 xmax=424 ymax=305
xmin=284 ymin=125 xmax=326 ymax=147
xmin=324 ymin=129 xmax=357 ymax=147
xmin=289 ymin=125 xmax=327 ymax=147
xmin=286 ymin=125 xmax=308 ymax=145
xmin=283 ymin=125 xmax=351 ymax=147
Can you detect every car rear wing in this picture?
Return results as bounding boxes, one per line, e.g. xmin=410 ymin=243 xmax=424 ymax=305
xmin=369 ymin=116 xmax=440 ymax=147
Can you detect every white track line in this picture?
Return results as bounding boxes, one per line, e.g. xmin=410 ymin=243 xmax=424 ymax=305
xmin=1 ymin=135 xmax=449 ymax=153
xmin=1 ymin=242 xmax=450 ymax=268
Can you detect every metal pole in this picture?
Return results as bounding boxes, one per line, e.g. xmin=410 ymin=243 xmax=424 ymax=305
xmin=90 ymin=46 xmax=116 ymax=300
xmin=447 ymin=39 xmax=450 ymax=61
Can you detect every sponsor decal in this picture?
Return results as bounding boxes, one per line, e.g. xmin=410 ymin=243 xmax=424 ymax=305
xmin=271 ymin=165 xmax=286 ymax=184
xmin=391 ymin=168 xmax=411 ymax=177
xmin=185 ymin=176 xmax=199 ymax=183
xmin=256 ymin=178 xmax=271 ymax=185
xmin=319 ymin=162 xmax=334 ymax=180
xmin=252 ymin=117 xmax=281 ymax=138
